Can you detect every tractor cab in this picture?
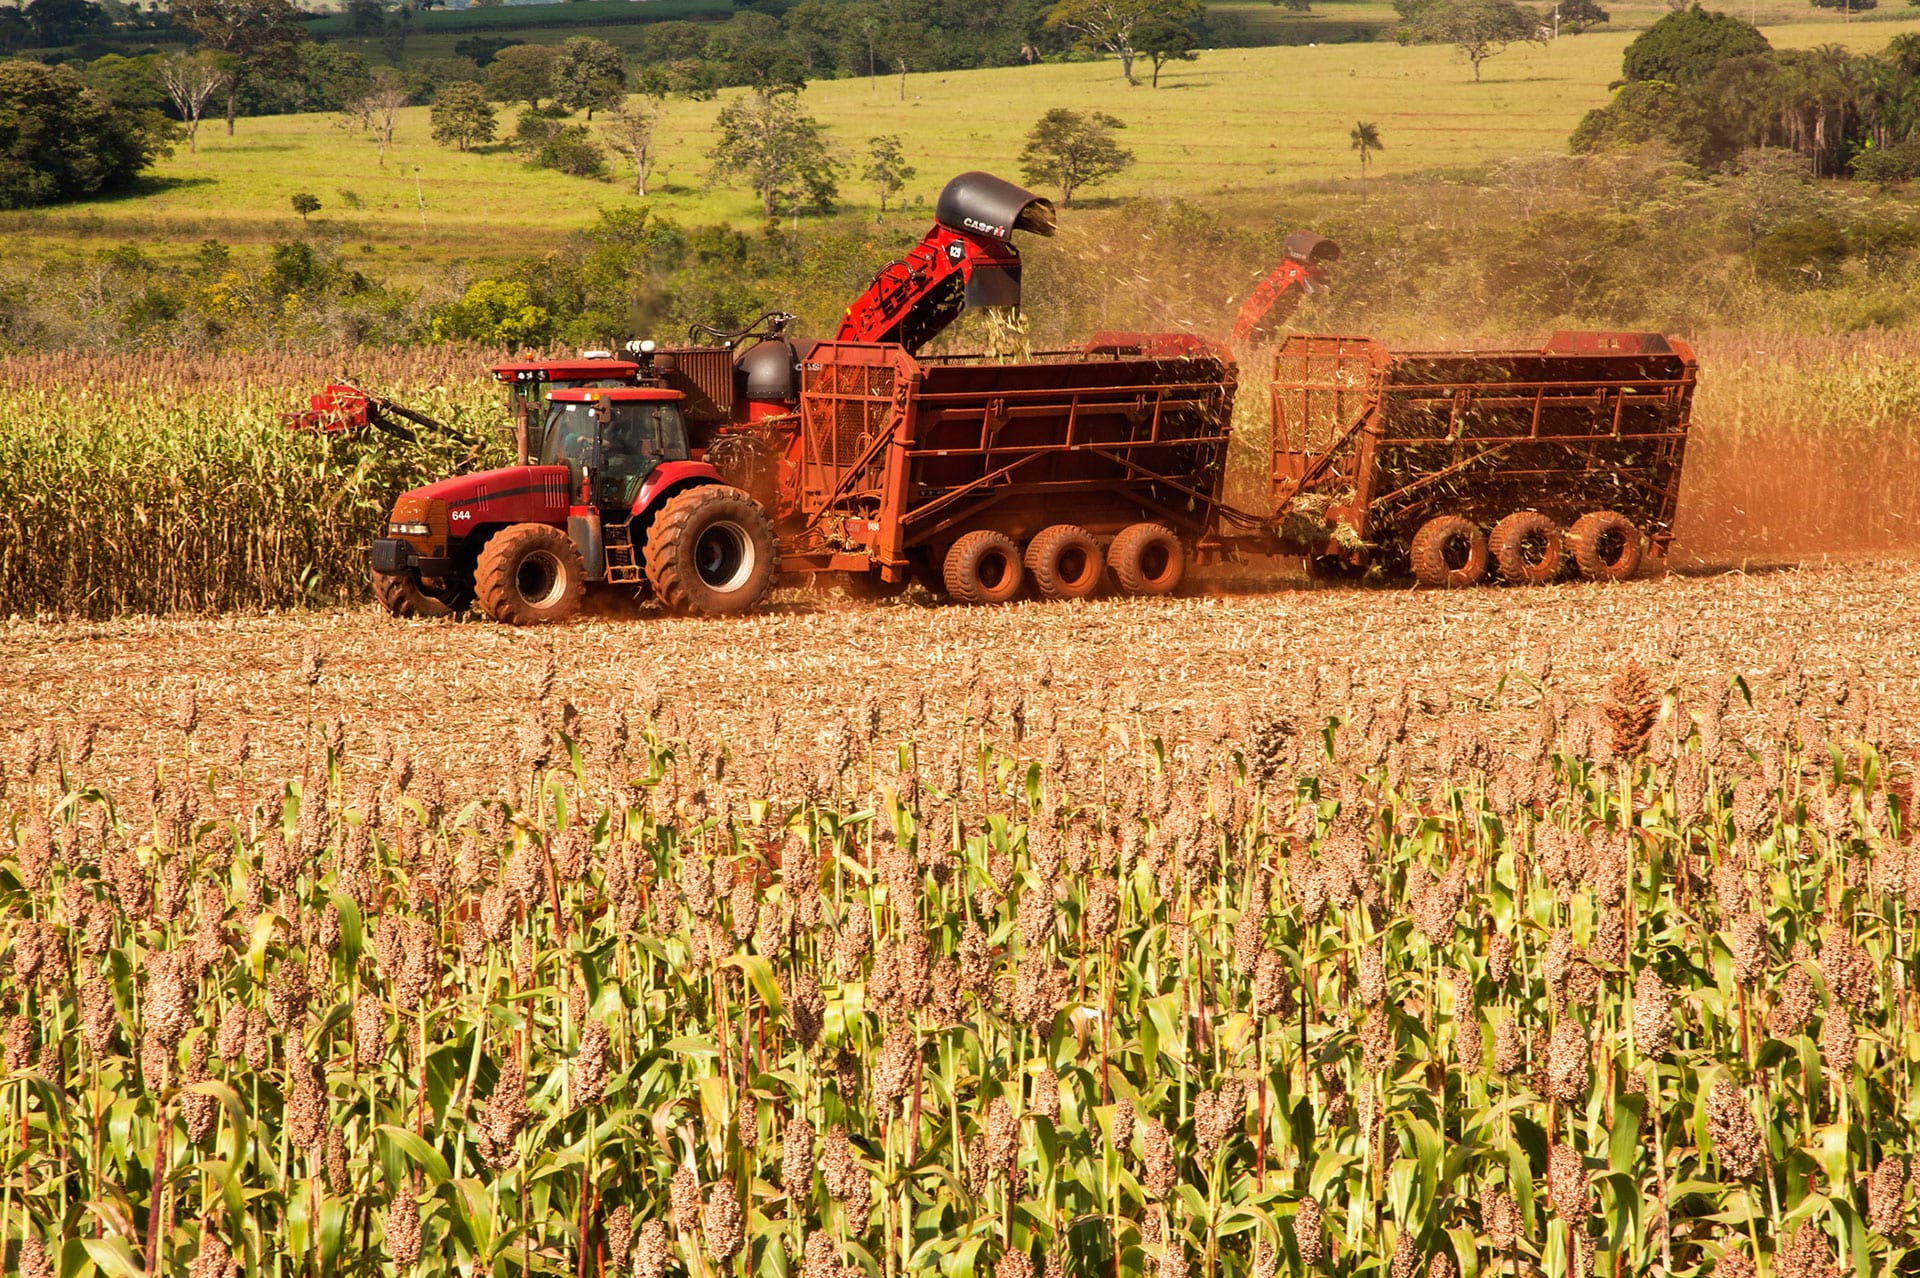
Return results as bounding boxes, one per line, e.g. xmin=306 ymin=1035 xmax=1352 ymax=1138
xmin=491 ymin=356 xmax=643 ymax=464
xmin=542 ymin=387 xmax=692 ymax=512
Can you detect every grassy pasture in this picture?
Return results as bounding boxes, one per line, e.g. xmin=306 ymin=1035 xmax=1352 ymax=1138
xmin=8 ymin=9 xmax=1920 ymax=277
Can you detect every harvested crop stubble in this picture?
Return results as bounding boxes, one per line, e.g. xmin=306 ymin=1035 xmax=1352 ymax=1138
xmin=0 ymin=609 xmax=1915 ymax=1274
xmin=2 ymin=561 xmax=1916 ymax=795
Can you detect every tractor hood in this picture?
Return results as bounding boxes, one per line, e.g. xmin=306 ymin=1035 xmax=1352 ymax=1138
xmin=394 ymin=464 xmax=574 ymax=531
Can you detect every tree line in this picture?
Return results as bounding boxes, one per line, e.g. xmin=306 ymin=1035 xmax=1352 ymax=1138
xmin=1574 ymin=5 xmax=1920 ymax=182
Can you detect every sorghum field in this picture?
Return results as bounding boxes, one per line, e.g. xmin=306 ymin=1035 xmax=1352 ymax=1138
xmin=0 ymin=564 xmax=1916 ymax=1277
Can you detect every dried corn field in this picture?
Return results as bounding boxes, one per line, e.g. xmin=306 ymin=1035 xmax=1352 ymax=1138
xmin=0 ymin=566 xmax=1918 ymax=1277
xmin=1 ymin=332 xmax=1917 ymax=620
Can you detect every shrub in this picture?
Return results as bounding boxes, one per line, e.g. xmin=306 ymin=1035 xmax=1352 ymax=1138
xmin=0 ymin=60 xmax=173 ymax=209
xmin=431 ymin=276 xmax=553 ymax=345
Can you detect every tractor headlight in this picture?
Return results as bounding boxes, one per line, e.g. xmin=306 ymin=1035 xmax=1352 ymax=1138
xmin=389 ymin=521 xmax=430 ymax=537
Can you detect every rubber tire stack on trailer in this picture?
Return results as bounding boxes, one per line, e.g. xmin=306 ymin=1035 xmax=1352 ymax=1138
xmin=1408 ymin=509 xmax=1646 ymax=588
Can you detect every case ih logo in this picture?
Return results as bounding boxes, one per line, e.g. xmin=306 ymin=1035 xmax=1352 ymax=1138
xmin=962 ymin=217 xmax=1007 ymax=238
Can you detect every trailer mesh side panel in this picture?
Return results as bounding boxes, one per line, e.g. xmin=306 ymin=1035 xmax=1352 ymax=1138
xmin=1270 ymin=333 xmax=1698 ymax=547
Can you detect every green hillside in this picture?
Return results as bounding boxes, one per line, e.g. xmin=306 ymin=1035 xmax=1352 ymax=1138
xmin=5 ymin=8 xmax=1917 ymax=279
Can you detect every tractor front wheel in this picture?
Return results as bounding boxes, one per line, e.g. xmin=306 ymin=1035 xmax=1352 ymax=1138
xmin=475 ymin=524 xmax=585 ymax=625
xmin=373 ymin=568 xmax=469 ymax=619
xmin=643 ymin=485 xmax=778 ymax=616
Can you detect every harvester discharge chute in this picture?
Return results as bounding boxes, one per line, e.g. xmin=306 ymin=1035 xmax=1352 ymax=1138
xmin=1232 ymin=231 xmax=1342 ymax=345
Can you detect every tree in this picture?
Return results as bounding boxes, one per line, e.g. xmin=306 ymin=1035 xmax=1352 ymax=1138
xmin=708 ymin=86 xmax=840 ymax=221
xmin=1405 ymin=0 xmax=1545 ymax=81
xmin=485 ymin=43 xmax=557 ymax=111
xmin=431 ymin=278 xmax=552 ymax=345
xmin=1134 ymin=0 xmax=1206 ymax=86
xmin=0 ymin=61 xmax=172 ymax=208
xmin=1046 ymin=0 xmax=1159 ymax=84
xmin=600 ymin=96 xmax=662 ymax=194
xmin=84 ymin=55 xmax=170 ymax=114
xmin=1621 ymin=6 xmax=1769 ymax=84
xmin=1554 ymin=0 xmax=1610 ymax=33
xmin=430 ymin=80 xmax=496 ymax=151
xmin=351 ymin=68 xmax=410 ymax=167
xmin=1018 ymin=107 xmax=1133 ymax=205
xmin=290 ymin=191 xmax=320 ymax=220
xmin=23 ymin=0 xmax=105 ymax=46
xmin=550 ymin=36 xmax=625 ymax=118
xmin=533 ymin=124 xmax=594 ymax=178
xmin=863 ymin=133 xmax=913 ymax=213
xmin=1349 ymin=120 xmax=1382 ymax=197
xmin=156 ymin=52 xmax=230 ymax=156
xmin=170 ymin=0 xmax=306 ymax=136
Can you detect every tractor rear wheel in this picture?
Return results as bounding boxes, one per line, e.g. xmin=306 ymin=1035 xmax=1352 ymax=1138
xmin=373 ymin=568 xmax=468 ymax=618
xmin=1489 ymin=511 xmax=1564 ymax=585
xmin=944 ymin=531 xmax=1025 ymax=604
xmin=1409 ymin=515 xmax=1488 ymax=588
xmin=643 ymin=485 xmax=778 ymax=616
xmin=1567 ymin=510 xmax=1642 ymax=581
xmin=1025 ymin=525 xmax=1104 ymax=600
xmin=1108 ymin=523 xmax=1185 ymax=596
xmin=476 ymin=524 xmax=585 ymax=625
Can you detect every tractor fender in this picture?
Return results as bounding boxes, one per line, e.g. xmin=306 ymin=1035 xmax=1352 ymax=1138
xmin=632 ymin=460 xmax=727 ymax=517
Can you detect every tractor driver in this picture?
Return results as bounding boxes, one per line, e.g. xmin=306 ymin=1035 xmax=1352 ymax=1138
xmin=600 ymin=404 xmax=665 ymax=510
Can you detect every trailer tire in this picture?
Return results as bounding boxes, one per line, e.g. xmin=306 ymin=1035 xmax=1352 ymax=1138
xmin=1409 ymin=515 xmax=1489 ymax=588
xmin=944 ymin=531 xmax=1026 ymax=604
xmin=1567 ymin=511 xmax=1642 ymax=582
xmin=1489 ymin=511 xmax=1564 ymax=585
xmin=643 ymin=485 xmax=778 ymax=616
xmin=475 ymin=524 xmax=585 ymax=625
xmin=1025 ymin=525 xmax=1105 ymax=601
xmin=373 ymin=569 xmax=467 ymax=618
xmin=1108 ymin=523 xmax=1185 ymax=596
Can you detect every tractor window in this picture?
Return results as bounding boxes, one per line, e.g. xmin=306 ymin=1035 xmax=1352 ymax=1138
xmin=539 ymin=402 xmax=601 ymax=473
xmin=600 ymin=403 xmax=689 ymax=506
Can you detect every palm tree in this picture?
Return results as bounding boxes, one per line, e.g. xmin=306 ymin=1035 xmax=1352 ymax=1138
xmin=1350 ymin=121 xmax=1384 ymax=201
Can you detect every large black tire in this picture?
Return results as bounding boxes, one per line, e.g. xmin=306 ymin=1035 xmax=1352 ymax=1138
xmin=373 ymin=568 xmax=468 ymax=618
xmin=1409 ymin=515 xmax=1488 ymax=588
xmin=1567 ymin=510 xmax=1642 ymax=582
xmin=1108 ymin=522 xmax=1185 ymax=596
xmin=1488 ymin=511 xmax=1564 ymax=586
xmin=476 ymin=524 xmax=585 ymax=625
xmin=943 ymin=530 xmax=1025 ymax=604
xmin=642 ymin=485 xmax=778 ymax=616
xmin=1024 ymin=525 xmax=1104 ymax=600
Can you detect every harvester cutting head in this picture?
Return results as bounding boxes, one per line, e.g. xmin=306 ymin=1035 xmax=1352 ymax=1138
xmin=286 ymin=384 xmax=375 ymax=434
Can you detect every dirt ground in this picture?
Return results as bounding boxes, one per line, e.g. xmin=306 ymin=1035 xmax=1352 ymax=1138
xmin=2 ymin=559 xmax=1914 ymax=795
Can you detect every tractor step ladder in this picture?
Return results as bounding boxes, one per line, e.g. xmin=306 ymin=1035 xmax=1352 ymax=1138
xmin=604 ymin=523 xmax=645 ymax=586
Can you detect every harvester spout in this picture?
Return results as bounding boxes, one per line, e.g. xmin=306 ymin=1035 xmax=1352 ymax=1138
xmin=834 ymin=171 xmax=1056 ymax=352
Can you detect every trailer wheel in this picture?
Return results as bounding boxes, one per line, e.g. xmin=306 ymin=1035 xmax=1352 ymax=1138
xmin=1409 ymin=515 xmax=1489 ymax=588
xmin=475 ymin=524 xmax=585 ymax=625
xmin=1489 ymin=511 xmax=1564 ymax=585
xmin=373 ymin=569 xmax=469 ymax=618
xmin=944 ymin=531 xmax=1026 ymax=604
xmin=644 ymin=485 xmax=778 ymax=616
xmin=1567 ymin=511 xmax=1642 ymax=582
xmin=1025 ymin=525 xmax=1105 ymax=601
xmin=1108 ymin=523 xmax=1185 ymax=596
